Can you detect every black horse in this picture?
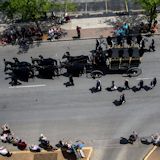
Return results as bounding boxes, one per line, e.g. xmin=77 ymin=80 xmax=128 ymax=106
xmin=62 ymin=52 xmax=89 ymax=64
xmin=31 ymin=55 xmax=58 ymax=66
xmin=63 ymin=62 xmax=84 ymax=77
xmin=4 ymin=58 xmax=33 ymax=72
xmin=6 ymin=66 xmax=34 ymax=82
xmin=35 ymin=65 xmax=58 ymax=79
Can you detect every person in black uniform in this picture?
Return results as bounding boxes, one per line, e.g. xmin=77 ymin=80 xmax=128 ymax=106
xmin=149 ymin=39 xmax=155 ymax=52
xmin=150 ymin=77 xmax=157 ymax=88
xmin=138 ymin=80 xmax=144 ymax=90
xmin=64 ymin=75 xmax=74 ymax=87
xmin=124 ymin=79 xmax=130 ymax=90
xmin=95 ymin=39 xmax=100 ymax=50
xmin=120 ymin=94 xmax=126 ymax=104
xmin=69 ymin=75 xmax=74 ymax=86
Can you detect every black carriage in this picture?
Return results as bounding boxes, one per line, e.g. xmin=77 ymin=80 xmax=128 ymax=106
xmin=61 ymin=46 xmax=142 ymax=79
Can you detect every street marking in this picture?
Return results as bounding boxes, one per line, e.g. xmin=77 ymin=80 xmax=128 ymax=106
xmin=136 ymin=77 xmax=160 ymax=80
xmin=9 ymin=84 xmax=46 ymax=89
xmin=143 ymin=146 xmax=157 ymax=160
xmin=136 ymin=78 xmax=152 ymax=80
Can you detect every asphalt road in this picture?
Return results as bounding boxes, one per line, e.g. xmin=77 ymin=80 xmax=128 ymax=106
xmin=0 ymin=37 xmax=160 ymax=160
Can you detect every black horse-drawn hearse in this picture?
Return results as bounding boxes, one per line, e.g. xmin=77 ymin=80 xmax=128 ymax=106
xmin=4 ymin=36 xmax=144 ymax=84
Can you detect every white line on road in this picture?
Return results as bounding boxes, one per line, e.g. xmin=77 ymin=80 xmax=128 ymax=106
xmin=9 ymin=84 xmax=46 ymax=89
xmin=136 ymin=78 xmax=152 ymax=80
xmin=136 ymin=77 xmax=160 ymax=80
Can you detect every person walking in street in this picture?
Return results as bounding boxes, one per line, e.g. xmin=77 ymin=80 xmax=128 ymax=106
xmin=69 ymin=75 xmax=74 ymax=86
xmin=124 ymin=79 xmax=130 ymax=90
xmin=76 ymin=26 xmax=81 ymax=38
xmin=149 ymin=39 xmax=155 ymax=52
xmin=95 ymin=39 xmax=100 ymax=50
xmin=138 ymin=80 xmax=144 ymax=90
xmin=120 ymin=94 xmax=126 ymax=104
xmin=110 ymin=81 xmax=117 ymax=90
xmin=64 ymin=75 xmax=74 ymax=87
xmin=95 ymin=79 xmax=102 ymax=92
xmin=150 ymin=77 xmax=157 ymax=88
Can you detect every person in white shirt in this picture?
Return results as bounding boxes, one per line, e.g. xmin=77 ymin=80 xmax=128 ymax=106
xmin=0 ymin=146 xmax=12 ymax=157
xmin=29 ymin=144 xmax=41 ymax=152
xmin=0 ymin=133 xmax=8 ymax=143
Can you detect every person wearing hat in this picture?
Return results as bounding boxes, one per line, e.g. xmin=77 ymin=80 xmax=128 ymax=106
xmin=150 ymin=77 xmax=157 ymax=88
xmin=138 ymin=80 xmax=144 ymax=90
xmin=124 ymin=79 xmax=130 ymax=90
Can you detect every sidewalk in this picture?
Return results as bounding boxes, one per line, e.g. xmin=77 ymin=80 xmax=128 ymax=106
xmin=1 ymin=14 xmax=160 ymax=43
xmin=55 ymin=15 xmax=160 ymax=40
xmin=60 ymin=27 xmax=114 ymax=40
xmin=60 ymin=16 xmax=117 ymax=40
xmin=43 ymin=16 xmax=116 ymax=41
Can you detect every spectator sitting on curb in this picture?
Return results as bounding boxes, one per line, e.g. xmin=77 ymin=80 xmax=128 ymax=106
xmin=29 ymin=144 xmax=41 ymax=152
xmin=0 ymin=146 xmax=12 ymax=157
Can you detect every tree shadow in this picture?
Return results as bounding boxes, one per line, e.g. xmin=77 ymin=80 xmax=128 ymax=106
xmin=17 ymin=38 xmax=42 ymax=54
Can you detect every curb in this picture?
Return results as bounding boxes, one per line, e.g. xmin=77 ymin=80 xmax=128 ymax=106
xmin=143 ymin=146 xmax=157 ymax=160
xmin=2 ymin=147 xmax=93 ymax=160
xmin=1 ymin=29 xmax=160 ymax=47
